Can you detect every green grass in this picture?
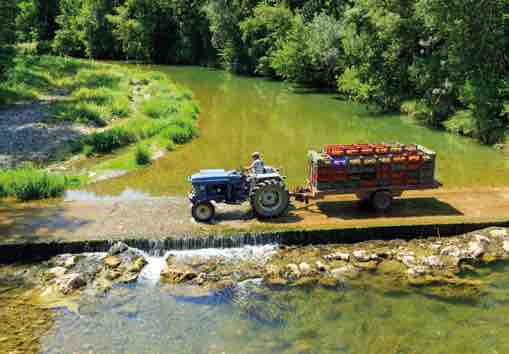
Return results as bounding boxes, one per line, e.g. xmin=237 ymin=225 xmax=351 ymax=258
xmin=0 ymin=54 xmax=200 ymax=198
xmin=135 ymin=144 xmax=152 ymax=165
xmin=0 ymin=166 xmax=82 ymax=201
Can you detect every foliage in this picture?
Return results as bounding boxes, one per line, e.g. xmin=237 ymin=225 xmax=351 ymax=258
xmin=0 ymin=165 xmax=80 ymax=201
xmin=135 ymin=144 xmax=152 ymax=165
xmin=240 ymin=3 xmax=293 ymax=76
xmin=270 ymin=12 xmax=343 ymax=85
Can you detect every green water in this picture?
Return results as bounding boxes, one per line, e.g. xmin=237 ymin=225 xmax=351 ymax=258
xmin=88 ymin=66 xmax=508 ymax=196
xmin=39 ymin=259 xmax=509 ymax=354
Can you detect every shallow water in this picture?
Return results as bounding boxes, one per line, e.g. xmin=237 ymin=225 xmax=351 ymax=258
xmin=87 ymin=65 xmax=509 ymax=196
xmin=34 ymin=254 xmax=509 ymax=354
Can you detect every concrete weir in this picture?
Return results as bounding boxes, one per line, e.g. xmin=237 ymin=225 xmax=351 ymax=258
xmin=1 ymin=220 xmax=509 ymax=263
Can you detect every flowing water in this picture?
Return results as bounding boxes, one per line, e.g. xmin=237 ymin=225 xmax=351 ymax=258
xmin=87 ymin=65 xmax=508 ymax=196
xmin=28 ymin=250 xmax=509 ymax=354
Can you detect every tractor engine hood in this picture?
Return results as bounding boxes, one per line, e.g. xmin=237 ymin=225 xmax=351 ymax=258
xmin=188 ymin=169 xmax=242 ymax=183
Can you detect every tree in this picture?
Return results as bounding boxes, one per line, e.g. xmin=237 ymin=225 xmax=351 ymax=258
xmin=271 ymin=12 xmax=343 ymax=85
xmin=0 ymin=0 xmax=17 ymax=78
xmin=338 ymin=0 xmax=422 ymax=110
xmin=240 ymin=3 xmax=294 ymax=75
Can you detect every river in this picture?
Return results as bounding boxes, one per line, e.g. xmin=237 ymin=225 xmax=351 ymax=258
xmin=86 ymin=65 xmax=509 ymax=196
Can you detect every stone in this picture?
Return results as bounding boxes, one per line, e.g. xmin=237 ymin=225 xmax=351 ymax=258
xmin=104 ymin=256 xmax=122 ymax=268
xmin=105 ymin=270 xmax=122 ymax=280
xmin=325 ymin=252 xmax=350 ymax=261
xmin=474 ymin=234 xmax=491 ymax=244
xmin=422 ymin=255 xmax=446 ymax=268
xmin=490 ymin=228 xmax=508 ymax=237
xmin=407 ymin=266 xmax=430 ymax=277
xmin=108 ymin=242 xmax=128 ymax=256
xmin=440 ymin=245 xmax=462 ymax=258
xmin=285 ymin=263 xmax=301 ymax=280
xmin=316 ymin=261 xmax=329 ymax=272
xmin=160 ymin=264 xmax=198 ymax=284
xmin=63 ymin=256 xmax=78 ymax=269
xmin=264 ymin=276 xmax=288 ymax=287
xmin=353 ymin=250 xmax=377 ymax=262
xmin=503 ymin=238 xmax=509 ymax=253
xmin=331 ymin=265 xmax=358 ymax=279
xmin=55 ymin=254 xmax=74 ymax=267
xmin=47 ymin=266 xmax=67 ymax=279
xmin=127 ymin=257 xmax=147 ymax=273
xmin=117 ymin=272 xmax=139 ymax=284
xmin=299 ymin=262 xmax=312 ymax=275
xmin=467 ymin=241 xmax=485 ymax=258
xmin=56 ymin=273 xmax=86 ymax=295
xmin=400 ymin=255 xmax=417 ymax=267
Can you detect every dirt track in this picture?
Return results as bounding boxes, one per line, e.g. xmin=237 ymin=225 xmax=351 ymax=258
xmin=1 ymin=187 xmax=508 ymax=245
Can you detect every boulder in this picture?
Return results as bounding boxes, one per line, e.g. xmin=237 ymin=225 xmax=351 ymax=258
xmin=466 ymin=241 xmax=485 ymax=259
xmin=503 ymin=238 xmax=509 ymax=253
xmin=353 ymin=250 xmax=377 ymax=262
xmin=440 ymin=245 xmax=462 ymax=258
xmin=108 ymin=242 xmax=128 ymax=256
xmin=399 ymin=255 xmax=417 ymax=267
xmin=473 ymin=234 xmax=491 ymax=244
xmin=324 ymin=252 xmax=350 ymax=261
xmin=104 ymin=255 xmax=122 ymax=268
xmin=490 ymin=229 xmax=508 ymax=238
xmin=127 ymin=257 xmax=147 ymax=273
xmin=285 ymin=263 xmax=301 ymax=280
xmin=315 ymin=261 xmax=329 ymax=272
xmin=330 ymin=265 xmax=358 ymax=279
xmin=56 ymin=273 xmax=86 ymax=295
xmin=298 ymin=262 xmax=312 ymax=275
xmin=406 ymin=266 xmax=430 ymax=277
xmin=46 ymin=266 xmax=67 ymax=279
xmin=55 ymin=254 xmax=77 ymax=268
xmin=422 ymin=255 xmax=446 ymax=268
xmin=160 ymin=264 xmax=197 ymax=284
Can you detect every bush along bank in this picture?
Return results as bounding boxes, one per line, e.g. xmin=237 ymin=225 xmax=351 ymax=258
xmin=0 ymin=55 xmax=199 ymax=199
xmin=0 ymin=165 xmax=82 ymax=201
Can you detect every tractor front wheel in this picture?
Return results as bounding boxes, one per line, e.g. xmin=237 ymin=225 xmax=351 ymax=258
xmin=191 ymin=201 xmax=215 ymax=222
xmin=250 ymin=180 xmax=290 ymax=218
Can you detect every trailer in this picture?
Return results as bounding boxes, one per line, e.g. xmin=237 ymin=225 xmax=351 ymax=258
xmin=293 ymin=143 xmax=441 ymax=211
xmin=188 ymin=143 xmax=441 ymax=222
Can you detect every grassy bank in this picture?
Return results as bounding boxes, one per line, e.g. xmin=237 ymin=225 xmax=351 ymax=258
xmin=0 ymin=165 xmax=82 ymax=201
xmin=0 ymin=54 xmax=200 ymax=199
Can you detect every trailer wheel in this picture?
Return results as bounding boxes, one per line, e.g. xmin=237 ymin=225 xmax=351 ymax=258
xmin=250 ymin=180 xmax=289 ymax=218
xmin=191 ymin=201 xmax=215 ymax=222
xmin=371 ymin=191 xmax=393 ymax=212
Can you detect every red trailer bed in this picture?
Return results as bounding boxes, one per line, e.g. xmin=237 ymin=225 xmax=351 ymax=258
xmin=293 ymin=143 xmax=441 ymax=211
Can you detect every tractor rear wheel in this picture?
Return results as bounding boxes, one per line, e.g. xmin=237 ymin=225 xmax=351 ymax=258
xmin=191 ymin=201 xmax=215 ymax=222
xmin=250 ymin=180 xmax=290 ymax=218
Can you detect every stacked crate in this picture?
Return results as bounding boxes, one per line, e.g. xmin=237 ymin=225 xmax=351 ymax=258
xmin=309 ymin=143 xmax=436 ymax=191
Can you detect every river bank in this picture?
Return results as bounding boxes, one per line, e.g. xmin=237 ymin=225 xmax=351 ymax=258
xmin=0 ymin=56 xmax=200 ymax=199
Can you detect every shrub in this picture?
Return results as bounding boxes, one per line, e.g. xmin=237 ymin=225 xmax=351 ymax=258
xmin=85 ymin=128 xmax=136 ymax=153
xmin=0 ymin=166 xmax=71 ymax=201
xmin=135 ymin=144 xmax=152 ymax=165
xmin=444 ymin=110 xmax=477 ymax=137
xmin=165 ymin=141 xmax=176 ymax=151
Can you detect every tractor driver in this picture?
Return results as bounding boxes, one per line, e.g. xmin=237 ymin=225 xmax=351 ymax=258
xmin=245 ymin=152 xmax=265 ymax=174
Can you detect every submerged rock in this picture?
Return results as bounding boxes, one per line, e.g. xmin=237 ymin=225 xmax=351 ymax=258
xmin=108 ymin=242 xmax=129 ymax=256
xmin=46 ymin=266 xmax=67 ymax=279
xmin=104 ymin=256 xmax=122 ymax=268
xmin=352 ymin=250 xmax=378 ymax=262
xmin=55 ymin=273 xmax=86 ymax=295
xmin=490 ymin=228 xmax=508 ymax=238
xmin=160 ymin=264 xmax=198 ymax=284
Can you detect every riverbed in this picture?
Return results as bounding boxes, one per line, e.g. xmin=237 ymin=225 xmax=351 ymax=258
xmin=86 ymin=65 xmax=509 ymax=196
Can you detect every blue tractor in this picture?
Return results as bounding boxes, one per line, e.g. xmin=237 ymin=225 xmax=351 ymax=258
xmin=188 ymin=167 xmax=290 ymax=222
